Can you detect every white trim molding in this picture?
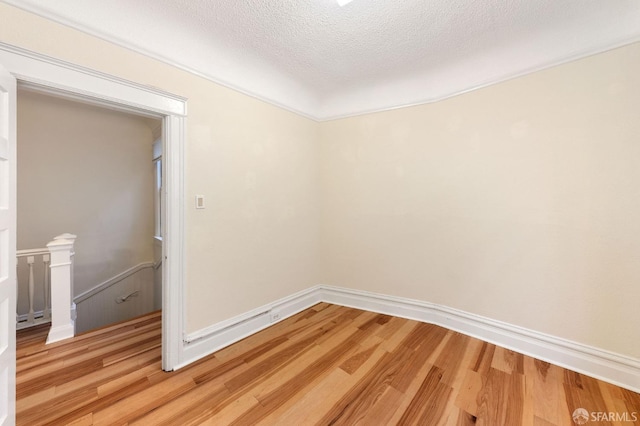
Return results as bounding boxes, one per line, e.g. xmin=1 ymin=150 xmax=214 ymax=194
xmin=3 ymin=2 xmax=640 ymax=122
xmin=178 ymin=286 xmax=322 ymax=370
xmin=178 ymin=285 xmax=640 ymax=393
xmin=318 ymin=286 xmax=640 ymax=394
xmin=0 ymin=42 xmax=186 ymax=117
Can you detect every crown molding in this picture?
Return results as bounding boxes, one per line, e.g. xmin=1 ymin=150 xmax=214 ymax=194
xmin=3 ymin=1 xmax=639 ymax=122
xmin=318 ymin=35 xmax=640 ymax=121
xmin=0 ymin=0 xmax=319 ymax=121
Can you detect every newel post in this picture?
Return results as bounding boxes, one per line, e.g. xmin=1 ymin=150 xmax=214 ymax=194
xmin=46 ymin=234 xmax=77 ymax=344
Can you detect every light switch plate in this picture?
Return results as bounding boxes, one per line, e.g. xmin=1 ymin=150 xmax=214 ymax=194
xmin=195 ymin=195 xmax=205 ymax=209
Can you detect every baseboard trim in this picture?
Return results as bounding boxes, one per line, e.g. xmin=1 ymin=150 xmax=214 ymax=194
xmin=177 ymin=285 xmax=640 ymax=393
xmin=319 ymin=285 xmax=640 ymax=393
xmin=46 ymin=323 xmax=75 ymax=344
xmin=177 ymin=286 xmax=323 ymax=370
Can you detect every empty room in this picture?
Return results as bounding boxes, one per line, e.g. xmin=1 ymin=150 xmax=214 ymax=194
xmin=0 ymin=0 xmax=639 ymax=425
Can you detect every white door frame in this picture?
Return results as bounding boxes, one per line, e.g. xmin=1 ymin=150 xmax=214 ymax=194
xmin=0 ymin=42 xmax=186 ymax=371
xmin=0 ymin=60 xmax=17 ymax=426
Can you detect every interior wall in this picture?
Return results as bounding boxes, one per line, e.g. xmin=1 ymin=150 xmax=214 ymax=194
xmin=320 ymin=42 xmax=640 ymax=359
xmin=17 ymin=90 xmax=156 ymax=296
xmin=0 ymin=2 xmax=322 ymax=334
xmin=4 ymin=2 xmax=639 ymax=362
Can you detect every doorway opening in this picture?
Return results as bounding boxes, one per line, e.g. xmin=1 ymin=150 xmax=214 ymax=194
xmin=0 ymin=42 xmax=187 ymax=372
xmin=16 ymin=88 xmax=163 ymax=335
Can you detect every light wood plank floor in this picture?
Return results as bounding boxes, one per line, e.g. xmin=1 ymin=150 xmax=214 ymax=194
xmin=16 ymin=304 xmax=640 ymax=425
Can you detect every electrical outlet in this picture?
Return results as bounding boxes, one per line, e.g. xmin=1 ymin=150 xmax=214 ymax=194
xmin=269 ymin=310 xmax=281 ymax=323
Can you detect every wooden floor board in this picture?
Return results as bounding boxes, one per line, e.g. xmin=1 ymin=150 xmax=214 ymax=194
xmin=16 ymin=306 xmax=640 ymax=425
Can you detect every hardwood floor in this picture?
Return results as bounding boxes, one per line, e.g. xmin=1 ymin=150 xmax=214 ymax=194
xmin=16 ymin=304 xmax=640 ymax=425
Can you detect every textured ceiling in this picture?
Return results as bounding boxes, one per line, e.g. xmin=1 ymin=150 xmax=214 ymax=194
xmin=4 ymin=0 xmax=640 ymax=120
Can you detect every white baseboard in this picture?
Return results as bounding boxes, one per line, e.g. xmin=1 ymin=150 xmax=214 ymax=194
xmin=46 ymin=322 xmax=75 ymax=344
xmin=177 ymin=285 xmax=640 ymax=393
xmin=319 ymin=286 xmax=640 ymax=393
xmin=177 ymin=286 xmax=323 ymax=370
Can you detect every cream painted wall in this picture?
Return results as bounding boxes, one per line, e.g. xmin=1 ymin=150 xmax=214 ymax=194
xmin=17 ymin=90 xmax=156 ymax=297
xmin=0 ymin=3 xmax=321 ymax=333
xmin=320 ymin=43 xmax=640 ymax=359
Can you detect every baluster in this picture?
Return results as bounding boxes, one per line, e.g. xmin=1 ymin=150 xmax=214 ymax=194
xmin=27 ymin=255 xmax=35 ymax=324
xmin=43 ymin=254 xmax=51 ymax=320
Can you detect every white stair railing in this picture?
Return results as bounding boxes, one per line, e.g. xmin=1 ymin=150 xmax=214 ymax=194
xmin=16 ymin=233 xmax=77 ymax=344
xmin=16 ymin=248 xmax=51 ymax=329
